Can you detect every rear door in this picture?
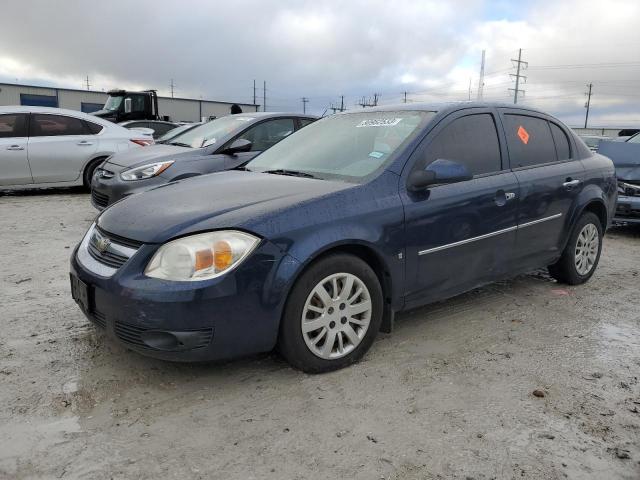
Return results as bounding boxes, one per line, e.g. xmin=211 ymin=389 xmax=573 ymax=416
xmin=0 ymin=113 xmax=32 ymax=185
xmin=27 ymin=113 xmax=98 ymax=183
xmin=498 ymin=109 xmax=584 ymax=268
xmin=401 ymin=108 xmax=520 ymax=307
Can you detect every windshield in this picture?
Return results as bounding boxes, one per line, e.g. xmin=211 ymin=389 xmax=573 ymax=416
xmin=104 ymin=96 xmax=123 ymax=112
xmin=247 ymin=110 xmax=434 ymax=182
xmin=627 ymin=133 xmax=640 ymax=143
xmin=157 ymin=123 xmax=199 ymax=143
xmin=175 ymin=115 xmax=256 ymax=148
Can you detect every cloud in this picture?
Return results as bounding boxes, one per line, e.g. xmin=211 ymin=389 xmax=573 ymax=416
xmin=0 ymin=0 xmax=638 ymax=125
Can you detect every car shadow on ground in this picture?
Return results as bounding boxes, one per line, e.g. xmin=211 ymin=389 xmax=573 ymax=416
xmin=0 ymin=186 xmax=87 ymax=197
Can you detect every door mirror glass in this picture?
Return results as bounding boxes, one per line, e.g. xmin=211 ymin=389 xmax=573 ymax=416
xmin=220 ymin=138 xmax=252 ymax=155
xmin=124 ymin=98 xmax=132 ymax=114
xmin=408 ymin=158 xmax=472 ymax=191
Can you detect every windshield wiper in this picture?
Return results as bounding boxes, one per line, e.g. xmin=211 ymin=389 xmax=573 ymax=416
xmin=262 ymin=169 xmax=318 ymax=179
xmin=169 ymin=141 xmax=192 ymax=148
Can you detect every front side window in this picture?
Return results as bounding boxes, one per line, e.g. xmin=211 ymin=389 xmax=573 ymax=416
xmin=235 ymin=118 xmax=295 ymax=151
xmin=503 ymin=114 xmax=556 ymax=168
xmin=0 ymin=114 xmax=28 ymax=138
xmin=30 ymin=114 xmax=89 ymax=137
xmin=417 ymin=113 xmax=501 ymax=176
xmin=247 ymin=110 xmax=434 ymax=182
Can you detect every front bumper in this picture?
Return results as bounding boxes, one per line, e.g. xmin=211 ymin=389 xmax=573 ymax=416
xmin=91 ymin=171 xmax=168 ymax=210
xmin=70 ymin=235 xmax=300 ymax=362
xmin=614 ymin=194 xmax=640 ymax=224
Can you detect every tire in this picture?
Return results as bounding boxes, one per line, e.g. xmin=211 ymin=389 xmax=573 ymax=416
xmin=278 ymin=253 xmax=383 ymax=373
xmin=83 ymin=157 xmax=107 ymax=190
xmin=548 ymin=211 xmax=603 ymax=285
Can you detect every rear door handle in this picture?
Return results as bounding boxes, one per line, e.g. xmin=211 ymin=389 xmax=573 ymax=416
xmin=77 ymin=141 xmax=93 ymax=146
xmin=563 ymin=179 xmax=581 ymax=188
xmin=6 ymin=145 xmax=24 ymax=151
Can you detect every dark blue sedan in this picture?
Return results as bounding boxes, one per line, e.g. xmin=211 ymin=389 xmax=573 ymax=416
xmin=71 ymin=102 xmax=617 ymax=372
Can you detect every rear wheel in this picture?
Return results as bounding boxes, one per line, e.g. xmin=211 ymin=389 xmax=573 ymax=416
xmin=83 ymin=157 xmax=107 ymax=190
xmin=548 ymin=211 xmax=602 ymax=285
xmin=278 ymin=254 xmax=383 ymax=373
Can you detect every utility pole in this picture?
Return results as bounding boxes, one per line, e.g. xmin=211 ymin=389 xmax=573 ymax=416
xmin=373 ymin=93 xmax=380 ymax=106
xmin=477 ymin=49 xmax=485 ymax=101
xmin=253 ymin=80 xmax=256 ymax=106
xmin=509 ymin=48 xmax=528 ymax=104
xmin=263 ymin=80 xmax=266 ymax=112
xmin=468 ymin=77 xmax=472 ymax=100
xmin=170 ymin=79 xmax=175 ymax=98
xmin=301 ymin=97 xmax=309 ymax=114
xmin=340 ymin=95 xmax=344 ymax=112
xmin=85 ymin=76 xmax=90 ymax=91
xmin=584 ymin=83 xmax=593 ymax=128
xmin=403 ymin=91 xmax=408 ymax=103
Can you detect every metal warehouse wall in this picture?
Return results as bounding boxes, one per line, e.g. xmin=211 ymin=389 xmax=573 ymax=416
xmin=0 ymin=83 xmax=258 ymax=121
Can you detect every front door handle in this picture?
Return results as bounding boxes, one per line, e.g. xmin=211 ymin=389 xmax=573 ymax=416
xmin=6 ymin=145 xmax=24 ymax=151
xmin=563 ymin=179 xmax=581 ymax=189
xmin=77 ymin=141 xmax=94 ymax=146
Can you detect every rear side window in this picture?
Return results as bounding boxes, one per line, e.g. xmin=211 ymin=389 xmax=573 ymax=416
xmin=299 ymin=118 xmax=315 ymax=128
xmin=550 ymin=123 xmax=571 ymax=160
xmin=0 ymin=114 xmax=28 ymax=138
xmin=84 ymin=121 xmax=104 ymax=135
xmin=420 ymin=113 xmax=502 ymax=176
xmin=30 ymin=114 xmax=89 ymax=137
xmin=503 ymin=114 xmax=556 ymax=168
xmin=236 ymin=118 xmax=296 ymax=151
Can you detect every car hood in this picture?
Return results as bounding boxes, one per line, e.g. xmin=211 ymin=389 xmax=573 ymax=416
xmin=104 ymin=144 xmax=196 ymax=171
xmin=597 ymin=141 xmax=640 ymax=181
xmin=97 ymin=171 xmax=353 ymax=243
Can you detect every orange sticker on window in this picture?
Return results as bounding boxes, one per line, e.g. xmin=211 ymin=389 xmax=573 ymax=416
xmin=517 ymin=126 xmax=530 ymax=144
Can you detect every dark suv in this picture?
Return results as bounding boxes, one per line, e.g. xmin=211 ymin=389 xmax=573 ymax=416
xmin=71 ymin=103 xmax=616 ymax=373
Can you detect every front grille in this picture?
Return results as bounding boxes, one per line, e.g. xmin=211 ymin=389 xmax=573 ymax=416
xmin=92 ymin=310 xmax=106 ymax=329
xmin=91 ymin=189 xmax=109 ymax=208
xmin=86 ymin=227 xmax=141 ymax=269
xmin=114 ymin=321 xmax=214 ymax=351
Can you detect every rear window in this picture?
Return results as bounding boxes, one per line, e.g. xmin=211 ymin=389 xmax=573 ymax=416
xmin=0 ymin=114 xmax=28 ymax=138
xmin=503 ymin=114 xmax=556 ymax=168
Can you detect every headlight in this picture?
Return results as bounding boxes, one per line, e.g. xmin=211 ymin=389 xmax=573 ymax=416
xmin=120 ymin=161 xmax=174 ymax=181
xmin=144 ymin=231 xmax=260 ymax=281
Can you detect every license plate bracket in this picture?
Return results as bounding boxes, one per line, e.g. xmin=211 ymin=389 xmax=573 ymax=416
xmin=70 ymin=274 xmax=92 ymax=313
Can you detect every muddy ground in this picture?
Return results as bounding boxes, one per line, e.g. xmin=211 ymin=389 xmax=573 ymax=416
xmin=0 ymin=189 xmax=639 ymax=480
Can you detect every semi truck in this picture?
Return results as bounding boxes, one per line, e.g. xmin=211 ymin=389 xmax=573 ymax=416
xmin=91 ymin=89 xmax=165 ymax=123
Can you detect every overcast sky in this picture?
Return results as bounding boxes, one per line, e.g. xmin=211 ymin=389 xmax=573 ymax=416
xmin=1 ymin=0 xmax=639 ymax=126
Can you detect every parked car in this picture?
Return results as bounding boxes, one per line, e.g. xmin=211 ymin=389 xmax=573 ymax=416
xmin=0 ymin=106 xmax=153 ymax=189
xmin=155 ymin=122 xmax=203 ymax=144
xmin=119 ymin=120 xmax=179 ymax=139
xmin=90 ymin=112 xmax=317 ymax=209
xmin=578 ymin=134 xmax=610 ymax=152
xmin=597 ymin=135 xmax=640 ymax=223
xmin=71 ymin=103 xmax=616 ymax=372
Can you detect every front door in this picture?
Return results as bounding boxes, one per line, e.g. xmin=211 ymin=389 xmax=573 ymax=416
xmin=401 ymin=109 xmax=519 ymax=307
xmin=0 ymin=113 xmax=31 ymax=186
xmin=27 ymin=113 xmax=98 ymax=183
xmin=498 ymin=109 xmax=585 ymax=268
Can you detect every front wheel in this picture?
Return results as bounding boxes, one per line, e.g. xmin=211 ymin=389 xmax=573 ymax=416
xmin=278 ymin=253 xmax=383 ymax=373
xmin=548 ymin=211 xmax=603 ymax=285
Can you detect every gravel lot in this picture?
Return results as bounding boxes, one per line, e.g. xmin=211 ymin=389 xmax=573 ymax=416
xmin=1 ymin=189 xmax=639 ymax=480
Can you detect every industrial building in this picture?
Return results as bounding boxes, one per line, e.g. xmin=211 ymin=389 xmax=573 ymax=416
xmin=0 ymin=82 xmax=258 ymax=122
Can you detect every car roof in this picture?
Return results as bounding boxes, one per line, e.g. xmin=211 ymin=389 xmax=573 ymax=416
xmin=335 ymin=101 xmax=552 ymax=117
xmin=120 ymin=120 xmax=177 ymax=126
xmin=0 ymin=105 xmax=115 ymax=127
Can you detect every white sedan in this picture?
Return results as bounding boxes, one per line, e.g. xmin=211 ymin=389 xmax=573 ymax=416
xmin=0 ymin=106 xmax=153 ymax=189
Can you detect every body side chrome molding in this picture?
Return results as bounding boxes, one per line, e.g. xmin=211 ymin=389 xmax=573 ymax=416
xmin=418 ymin=213 xmax=563 ymax=256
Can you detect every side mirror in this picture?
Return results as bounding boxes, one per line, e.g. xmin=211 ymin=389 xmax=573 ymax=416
xmin=124 ymin=98 xmax=132 ymax=114
xmin=408 ymin=159 xmax=472 ymax=192
xmin=220 ymin=138 xmax=252 ymax=155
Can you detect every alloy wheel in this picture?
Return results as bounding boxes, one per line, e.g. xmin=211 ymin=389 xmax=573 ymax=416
xmin=574 ymin=223 xmax=599 ymax=276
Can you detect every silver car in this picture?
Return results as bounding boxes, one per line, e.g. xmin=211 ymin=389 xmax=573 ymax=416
xmin=0 ymin=106 xmax=154 ymax=189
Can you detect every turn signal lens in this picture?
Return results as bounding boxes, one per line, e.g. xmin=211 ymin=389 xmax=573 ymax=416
xmin=145 ymin=231 xmax=260 ymax=281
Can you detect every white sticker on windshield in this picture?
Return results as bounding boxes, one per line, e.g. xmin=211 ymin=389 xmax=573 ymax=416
xmin=369 ymin=151 xmax=384 ymax=159
xmin=356 ymin=118 xmax=402 ymax=128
